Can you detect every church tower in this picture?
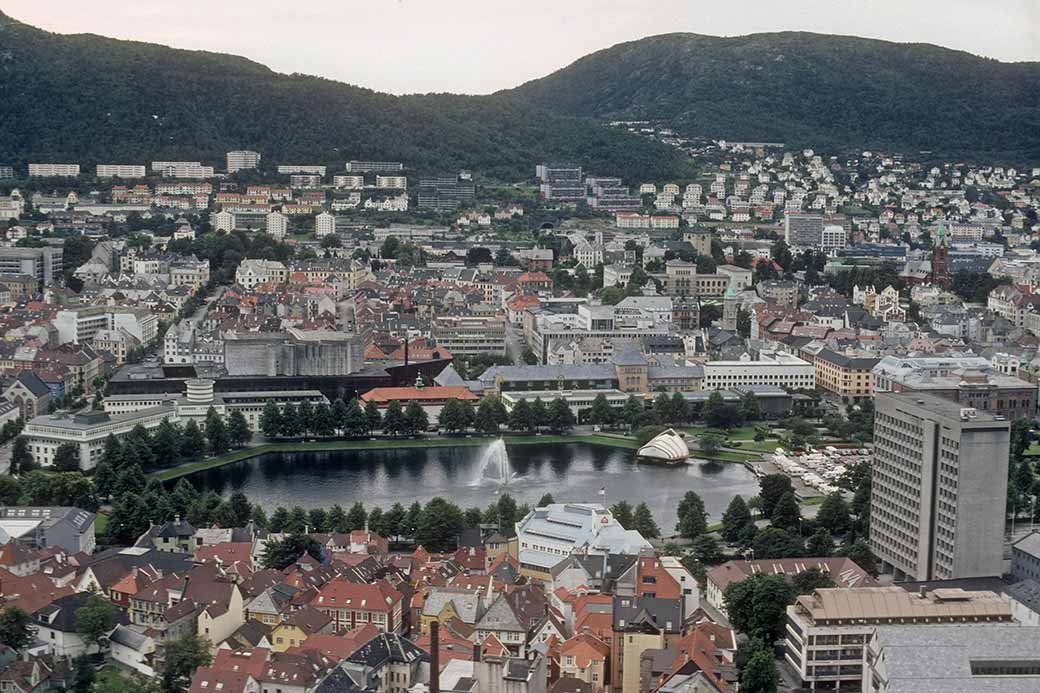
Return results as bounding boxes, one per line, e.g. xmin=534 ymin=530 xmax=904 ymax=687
xmin=931 ymin=218 xmax=951 ymax=290
xmin=721 ymin=285 xmax=738 ymax=332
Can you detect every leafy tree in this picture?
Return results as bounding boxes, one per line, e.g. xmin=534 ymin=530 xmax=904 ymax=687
xmin=73 ymin=655 xmax=95 ymax=693
xmin=384 ymin=503 xmax=406 ymax=540
xmin=548 ymin=398 xmax=575 ymax=432
xmin=721 ymin=495 xmax=753 ymax=543
xmin=368 ymin=506 xmax=386 ymax=534
xmin=622 ymin=396 xmax=644 ymax=431
xmin=739 ymin=392 xmax=761 ymax=422
xmin=791 ymin=566 xmax=835 ymax=595
xmin=286 ymin=506 xmax=308 ymax=533
xmin=296 ymin=400 xmax=314 ymax=436
xmin=840 ymin=541 xmax=878 ymax=574
xmin=758 ymin=474 xmax=793 ymax=518
xmin=151 ymin=420 xmax=181 ymax=467
xmin=816 ymin=493 xmax=852 ymax=536
xmin=345 ymin=399 xmax=370 ymax=437
xmin=703 ymin=390 xmax=740 ymax=429
xmin=699 ymin=433 xmax=725 ymax=456
xmin=670 ymin=392 xmax=688 ymax=424
xmin=528 ymin=398 xmax=547 ymax=430
xmin=653 ymin=392 xmax=675 ymax=425
xmin=113 ymin=462 xmax=147 ymax=498
xmin=10 ymin=436 xmax=32 ymax=474
xmin=261 ymin=534 xmax=323 ymax=569
xmin=691 ymin=534 xmax=722 ymax=565
xmin=331 ymin=399 xmax=349 ymax=432
xmin=53 ymin=442 xmax=81 ymax=472
xmin=403 ymin=502 xmax=423 ymax=538
xmin=1011 ymin=418 xmax=1031 ymax=460
xmin=364 ymin=400 xmax=382 ymax=432
xmin=508 ymin=399 xmax=535 ymax=432
xmin=632 ymin=502 xmax=659 ymax=538
xmin=588 ymin=394 xmax=615 ymax=427
xmin=770 ymin=491 xmax=801 ymax=532
xmin=162 ymin=632 xmax=213 ymax=693
xmin=0 ymin=476 xmax=19 ymax=506
xmin=251 ymin=505 xmax=268 ymax=528
xmin=228 ymin=410 xmax=252 ymax=448
xmin=0 ymin=606 xmax=32 ymax=649
xmin=204 ymin=407 xmax=229 ymax=455
xmin=308 ymin=508 xmax=328 ymax=533
xmin=268 ymin=507 xmax=290 ymax=533
xmin=416 ymin=497 xmax=465 ymax=551
xmin=676 ymin=490 xmax=708 ymax=539
xmin=496 ymin=494 xmax=519 ymax=535
xmin=439 ymin=398 xmax=471 ymax=434
xmin=279 ymin=403 xmax=301 ymax=438
xmin=180 ymin=420 xmax=206 ymax=460
xmin=752 ymin=527 xmax=804 ymax=559
xmin=171 ymin=478 xmax=200 ymax=510
xmin=382 ymin=401 xmax=406 ymax=436
xmin=538 ymin=493 xmax=555 ymax=506
xmin=404 ymin=401 xmax=429 ymax=435
xmin=740 ymin=647 xmax=779 ymax=693
xmin=345 ymin=502 xmax=368 ymax=531
xmin=326 ymin=505 xmax=348 ymax=532
xmin=260 ymin=401 xmax=281 ymax=438
xmin=610 ymin=500 xmax=634 ymax=529
xmin=76 ymin=594 xmax=115 ymax=650
xmin=806 ymin=528 xmax=835 ymax=557
xmin=724 ymin=573 xmax=793 ymax=642
xmin=227 ymin=492 xmax=252 ymax=526
xmin=475 ymin=397 xmax=503 ymax=434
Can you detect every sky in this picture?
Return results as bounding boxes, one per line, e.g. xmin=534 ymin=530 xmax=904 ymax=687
xmin=7 ymin=0 xmax=1040 ymax=94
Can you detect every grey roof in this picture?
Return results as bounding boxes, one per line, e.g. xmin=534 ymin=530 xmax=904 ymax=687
xmin=421 ymin=589 xmax=485 ymax=623
xmin=109 ymin=624 xmax=150 ymax=650
xmin=1013 ymin=531 xmax=1040 ymax=559
xmin=0 ymin=506 xmax=95 ymax=533
xmin=816 ymin=349 xmax=881 ymax=370
xmin=476 ymin=594 xmax=524 ymax=633
xmin=1007 ymin=579 xmax=1040 ymax=614
xmin=869 ymin=624 xmax=1040 ymax=692
xmin=347 ymin=633 xmax=428 ymax=668
xmin=13 ymin=371 xmax=50 ymax=398
xmin=480 ymin=364 xmax=615 ymax=385
xmin=314 ymin=668 xmax=369 ymax=693
xmin=612 ymin=595 xmax=682 ymax=634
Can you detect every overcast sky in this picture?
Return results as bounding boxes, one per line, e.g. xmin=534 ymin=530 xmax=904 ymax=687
xmin=8 ymin=1 xmax=1039 ymax=94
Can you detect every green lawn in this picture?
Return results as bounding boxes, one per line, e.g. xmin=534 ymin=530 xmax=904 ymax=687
xmin=730 ymin=439 xmax=784 ymax=453
xmin=94 ymin=512 xmax=109 ymax=535
xmin=152 ymin=434 xmax=641 ymax=481
xmin=1025 ymin=443 xmax=1040 ymax=457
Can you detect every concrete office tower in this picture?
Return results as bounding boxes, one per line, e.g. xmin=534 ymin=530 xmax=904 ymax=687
xmin=870 ymin=392 xmax=1010 ymax=581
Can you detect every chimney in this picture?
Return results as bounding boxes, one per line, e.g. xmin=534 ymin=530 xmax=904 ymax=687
xmin=430 ymin=621 xmax=440 ymax=693
xmin=472 ymin=643 xmax=481 ymax=663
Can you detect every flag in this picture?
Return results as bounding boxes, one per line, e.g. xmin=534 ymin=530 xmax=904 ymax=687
xmin=598 ymin=487 xmax=606 ymax=496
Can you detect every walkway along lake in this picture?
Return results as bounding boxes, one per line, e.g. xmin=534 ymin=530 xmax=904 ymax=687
xmin=182 ymin=441 xmax=761 ymax=530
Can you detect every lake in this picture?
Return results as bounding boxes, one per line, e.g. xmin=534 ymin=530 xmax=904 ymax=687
xmin=184 ymin=442 xmax=761 ymax=531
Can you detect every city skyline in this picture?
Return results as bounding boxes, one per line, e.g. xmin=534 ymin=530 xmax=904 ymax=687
xmin=5 ymin=0 xmax=1039 ymax=94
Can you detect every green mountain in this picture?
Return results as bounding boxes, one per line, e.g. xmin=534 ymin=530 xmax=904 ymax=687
xmin=505 ymin=32 xmax=1040 ymax=162
xmin=0 ymin=12 xmax=690 ymax=181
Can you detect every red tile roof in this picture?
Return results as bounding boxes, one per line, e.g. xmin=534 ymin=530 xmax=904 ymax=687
xmin=360 ymin=386 xmax=477 ymax=403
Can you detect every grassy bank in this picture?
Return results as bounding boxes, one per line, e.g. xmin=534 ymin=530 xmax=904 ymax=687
xmin=152 ymin=433 xmax=642 ymax=482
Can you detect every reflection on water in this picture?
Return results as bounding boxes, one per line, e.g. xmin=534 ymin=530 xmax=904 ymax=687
xmin=184 ymin=443 xmax=760 ymax=529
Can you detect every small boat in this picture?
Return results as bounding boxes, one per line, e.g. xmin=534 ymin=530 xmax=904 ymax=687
xmin=636 ymin=428 xmax=690 ymax=465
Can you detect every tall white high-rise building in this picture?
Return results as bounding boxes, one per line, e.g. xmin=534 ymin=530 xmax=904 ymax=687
xmin=226 ymin=150 xmax=261 ymax=173
xmin=870 ymin=392 xmax=1010 ymax=581
xmin=266 ymin=211 xmax=288 ymax=240
xmin=314 ymin=212 xmax=335 ymax=238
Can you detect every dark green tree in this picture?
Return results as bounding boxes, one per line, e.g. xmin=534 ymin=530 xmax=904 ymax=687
xmin=331 ymin=399 xmax=349 ymax=432
xmin=364 ymin=400 xmax=382 ymax=432
xmin=0 ymin=606 xmax=31 ymax=649
xmin=345 ymin=502 xmax=368 ymax=531
xmin=588 ymin=394 xmax=615 ymax=427
xmin=72 ymin=656 xmax=95 ymax=693
xmin=548 ymin=398 xmax=576 ymax=432
xmin=151 ymin=419 xmax=182 ymax=467
xmin=180 ymin=420 xmax=206 ymax=460
xmin=739 ymin=392 xmax=761 ymax=422
xmin=260 ymin=401 xmax=281 ymax=438
xmin=326 ymin=505 xmax=348 ymax=532
xmin=806 ymin=528 xmax=835 ymax=557
xmin=816 ymin=493 xmax=851 ymax=536
xmin=676 ymin=490 xmax=708 ymax=539
xmin=610 ymin=500 xmax=634 ymax=529
xmin=508 ymin=399 xmax=535 ymax=432
xmin=228 ymin=410 xmax=251 ymax=448
xmin=770 ymin=491 xmax=801 ymax=532
xmin=345 ymin=399 xmax=370 ymax=437
xmin=632 ymin=502 xmax=660 ymax=538
xmin=416 ymin=497 xmax=465 ymax=551
xmin=724 ymin=573 xmax=793 ymax=642
xmin=205 ymin=407 xmax=229 ymax=455
xmin=75 ymin=594 xmax=115 ymax=651
xmin=53 ymin=442 xmax=81 ymax=472
xmin=475 ymin=397 xmax=503 ymax=434
xmin=752 ymin=527 xmax=804 ymax=559
xmin=10 ymin=436 xmax=32 ymax=474
xmin=382 ymin=401 xmax=406 ymax=436
xmin=261 ymin=534 xmax=323 ymax=569
xmin=280 ymin=403 xmax=301 ymax=438
xmin=721 ymin=495 xmax=754 ymax=543
xmin=740 ymin=647 xmax=779 ymax=693
xmin=404 ymin=401 xmax=429 ymax=435
xmin=161 ymin=632 xmax=213 ymax=693
xmin=791 ymin=566 xmax=835 ymax=595
xmin=758 ymin=474 xmax=793 ymax=518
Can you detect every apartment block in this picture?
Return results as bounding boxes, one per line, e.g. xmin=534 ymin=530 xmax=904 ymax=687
xmin=702 ymin=351 xmax=815 ymax=390
xmin=96 ymin=164 xmax=146 ymax=178
xmin=432 ymin=315 xmax=507 ymax=356
xmin=226 ymin=150 xmax=261 ymax=173
xmin=161 ymin=164 xmax=215 ymax=179
xmin=345 ymin=161 xmax=403 ymax=173
xmin=375 ymin=175 xmax=408 ymax=190
xmin=0 ymin=246 xmax=63 ymax=289
xmin=28 ymin=163 xmax=80 ymax=177
xmin=812 ymin=349 xmax=879 ymax=403
xmin=277 ymin=165 xmax=326 ymax=176
xmin=333 ymin=175 xmax=366 ymax=189
xmin=870 ymin=392 xmax=1010 ymax=581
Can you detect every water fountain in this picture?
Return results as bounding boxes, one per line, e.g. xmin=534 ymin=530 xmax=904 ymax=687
xmin=473 ymin=438 xmax=515 ymax=488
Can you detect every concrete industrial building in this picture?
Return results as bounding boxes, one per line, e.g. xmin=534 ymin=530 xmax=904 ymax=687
xmin=870 ymin=392 xmax=1010 ymax=581
xmin=223 ymin=329 xmax=363 ymax=377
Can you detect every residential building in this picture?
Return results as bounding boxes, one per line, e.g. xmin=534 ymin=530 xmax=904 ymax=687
xmin=813 ymin=350 xmax=879 ymax=403
xmin=315 ymin=212 xmax=336 ymax=238
xmin=537 ymin=163 xmax=584 ymax=203
xmin=376 ymin=175 xmax=408 ymax=190
xmin=1011 ymin=532 xmax=1040 ymax=583
xmin=560 ymin=633 xmax=610 ymax=687
xmin=96 ymin=164 xmax=146 ymax=178
xmin=312 ymin=578 xmax=403 ymax=634
xmin=785 ymin=587 xmax=1013 ymax=692
xmin=52 ymin=306 xmax=158 ymax=346
xmin=345 ymin=161 xmax=403 ymax=173
xmin=28 ymin=163 xmax=80 ymax=177
xmin=333 ymin=174 xmax=366 ymax=189
xmin=0 ymin=506 xmax=96 ymax=554
xmin=278 ymin=165 xmax=327 ymax=176
xmin=871 ymin=392 xmax=1010 ymax=581
xmin=611 ymin=595 xmax=682 ymax=693
xmin=227 ymin=150 xmax=261 ymax=173
xmin=161 ymin=163 xmax=214 ymax=179
xmin=0 ymin=246 xmax=63 ymax=289
xmin=417 ymin=174 xmax=474 ymax=210
xmin=266 ymin=211 xmax=288 ymax=240
xmin=235 ymin=259 xmax=289 ymax=288
xmin=702 ymin=351 xmax=815 ymax=390
xmin=757 ymin=280 xmax=800 ymax=310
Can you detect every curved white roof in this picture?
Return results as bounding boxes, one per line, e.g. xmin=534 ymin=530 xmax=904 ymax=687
xmin=637 ymin=428 xmax=690 ymax=461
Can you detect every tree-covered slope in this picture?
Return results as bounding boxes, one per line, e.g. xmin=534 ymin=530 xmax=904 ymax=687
xmin=505 ymin=32 xmax=1040 ymax=162
xmin=0 ymin=12 xmax=691 ymax=181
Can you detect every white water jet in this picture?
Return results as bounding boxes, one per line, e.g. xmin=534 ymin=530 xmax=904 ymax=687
xmin=473 ymin=438 xmax=517 ymax=488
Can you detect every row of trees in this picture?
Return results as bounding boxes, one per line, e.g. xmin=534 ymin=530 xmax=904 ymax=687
xmin=586 ymin=390 xmax=763 ymax=432
xmin=257 ymin=395 xmax=576 ymax=439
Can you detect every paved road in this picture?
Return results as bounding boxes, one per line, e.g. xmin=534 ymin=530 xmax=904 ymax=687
xmin=503 ymin=321 xmax=526 ymax=365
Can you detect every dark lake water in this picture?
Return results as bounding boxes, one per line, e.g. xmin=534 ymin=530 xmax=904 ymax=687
xmin=184 ymin=442 xmax=761 ymax=531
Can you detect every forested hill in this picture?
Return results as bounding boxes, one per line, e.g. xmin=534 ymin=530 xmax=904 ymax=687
xmin=0 ymin=12 xmax=692 ymax=181
xmin=504 ymin=32 xmax=1040 ymax=162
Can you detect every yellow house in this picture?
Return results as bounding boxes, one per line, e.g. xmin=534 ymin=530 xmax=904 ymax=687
xmin=270 ymin=606 xmax=333 ymax=652
xmin=419 ymin=588 xmax=486 ymax=637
